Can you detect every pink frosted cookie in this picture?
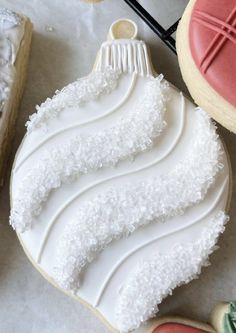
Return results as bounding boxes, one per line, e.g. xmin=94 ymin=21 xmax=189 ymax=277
xmin=176 ymin=0 xmax=236 ymax=133
xmin=153 ymin=324 xmax=209 ymax=333
xmin=144 ymin=317 xmax=215 ymax=333
xmin=146 ymin=302 xmax=236 ymax=333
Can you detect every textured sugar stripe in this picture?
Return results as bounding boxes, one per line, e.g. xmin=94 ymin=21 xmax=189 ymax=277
xmin=116 ymin=211 xmax=229 ymax=332
xmin=10 ymin=74 xmax=169 ymax=232
xmin=53 ymin=109 xmax=224 ymax=293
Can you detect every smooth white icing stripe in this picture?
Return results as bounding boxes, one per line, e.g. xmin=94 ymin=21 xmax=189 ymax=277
xmin=117 ymin=44 xmax=122 ymax=70
xmin=105 ymin=45 xmax=109 ymax=67
xmin=142 ymin=43 xmax=152 ymax=76
xmin=122 ymin=45 xmax=127 ymax=72
xmin=137 ymin=43 xmax=145 ymax=76
xmin=132 ymin=43 xmax=138 ymax=74
xmin=25 ymin=68 xmax=121 ymax=133
xmin=52 ymin=109 xmax=223 ymax=292
xmin=96 ymin=46 xmax=103 ymax=71
xmin=127 ymin=43 xmax=132 ymax=73
xmin=36 ymin=92 xmax=186 ymax=264
xmin=116 ymin=211 xmax=229 ymax=332
xmin=10 ymin=75 xmax=168 ymax=232
xmin=94 ymin=176 xmax=228 ymax=307
xmin=96 ymin=40 xmax=153 ymax=77
xmin=14 ymin=73 xmax=138 ymax=173
xmin=112 ymin=44 xmax=117 ymax=69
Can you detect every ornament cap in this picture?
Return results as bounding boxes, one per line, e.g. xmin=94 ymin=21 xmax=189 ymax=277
xmin=108 ymin=18 xmax=138 ymax=40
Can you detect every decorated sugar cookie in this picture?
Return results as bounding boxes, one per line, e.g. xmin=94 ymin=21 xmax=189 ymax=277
xmin=10 ymin=19 xmax=231 ymax=332
xmin=176 ymin=0 xmax=236 ymax=133
xmin=0 ymin=8 xmax=32 ymax=185
xmin=138 ymin=301 xmax=236 ymax=333
xmin=143 ymin=316 xmax=216 ymax=333
xmin=211 ymin=302 xmax=236 ymax=333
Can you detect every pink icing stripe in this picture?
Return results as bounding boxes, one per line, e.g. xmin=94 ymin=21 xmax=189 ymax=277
xmin=189 ymin=0 xmax=236 ymax=107
xmin=201 ymin=17 xmax=236 ymax=73
xmin=192 ymin=18 xmax=236 ymax=45
xmin=195 ymin=9 xmax=236 ymax=35
xmin=198 ymin=6 xmax=236 ymax=71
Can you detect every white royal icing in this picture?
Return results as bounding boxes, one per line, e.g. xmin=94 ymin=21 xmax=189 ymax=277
xmin=26 ymin=67 xmax=121 ymax=133
xmin=10 ymin=37 xmax=230 ymax=332
xmin=94 ymin=39 xmax=153 ymax=77
xmin=94 ymin=176 xmax=228 ymax=309
xmin=52 ymin=108 xmax=224 ymax=292
xmin=15 ymin=72 xmax=138 ymax=172
xmin=10 ymin=73 xmax=169 ymax=232
xmin=0 ymin=8 xmax=22 ymax=29
xmin=0 ymin=8 xmax=25 ymax=114
xmin=116 ymin=211 xmax=228 ymax=332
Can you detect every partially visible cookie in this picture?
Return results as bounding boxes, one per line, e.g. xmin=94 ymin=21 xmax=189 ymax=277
xmin=80 ymin=0 xmax=103 ymax=3
xmin=143 ymin=316 xmax=216 ymax=333
xmin=210 ymin=302 xmax=236 ymax=333
xmin=0 ymin=8 xmax=32 ymax=186
xmin=176 ymin=0 xmax=236 ymax=133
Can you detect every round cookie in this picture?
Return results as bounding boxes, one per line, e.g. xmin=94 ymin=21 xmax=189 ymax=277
xmin=145 ymin=317 xmax=216 ymax=333
xmin=80 ymin=0 xmax=103 ymax=3
xmin=210 ymin=302 xmax=236 ymax=333
xmin=176 ymin=0 xmax=236 ymax=133
xmin=10 ymin=19 xmax=231 ymax=333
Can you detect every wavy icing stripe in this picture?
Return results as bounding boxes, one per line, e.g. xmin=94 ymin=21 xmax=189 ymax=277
xmin=14 ymin=73 xmax=138 ymax=172
xmin=26 ymin=67 xmax=121 ymax=133
xmin=36 ymin=92 xmax=186 ymax=264
xmin=10 ymin=74 xmax=169 ymax=232
xmin=26 ymin=39 xmax=155 ymax=133
xmin=52 ymin=109 xmax=223 ymax=293
xmin=93 ymin=176 xmax=228 ymax=308
xmin=116 ymin=211 xmax=229 ymax=332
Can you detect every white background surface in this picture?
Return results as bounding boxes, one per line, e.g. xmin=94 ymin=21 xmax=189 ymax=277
xmin=0 ymin=1 xmax=235 ymax=332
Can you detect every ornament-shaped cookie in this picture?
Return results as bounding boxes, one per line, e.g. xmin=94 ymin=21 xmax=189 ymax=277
xmin=10 ymin=19 xmax=231 ymax=332
xmin=176 ymin=0 xmax=236 ymax=133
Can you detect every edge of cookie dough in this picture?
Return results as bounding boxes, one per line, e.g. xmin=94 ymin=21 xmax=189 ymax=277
xmin=16 ymin=231 xmax=120 ymax=333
